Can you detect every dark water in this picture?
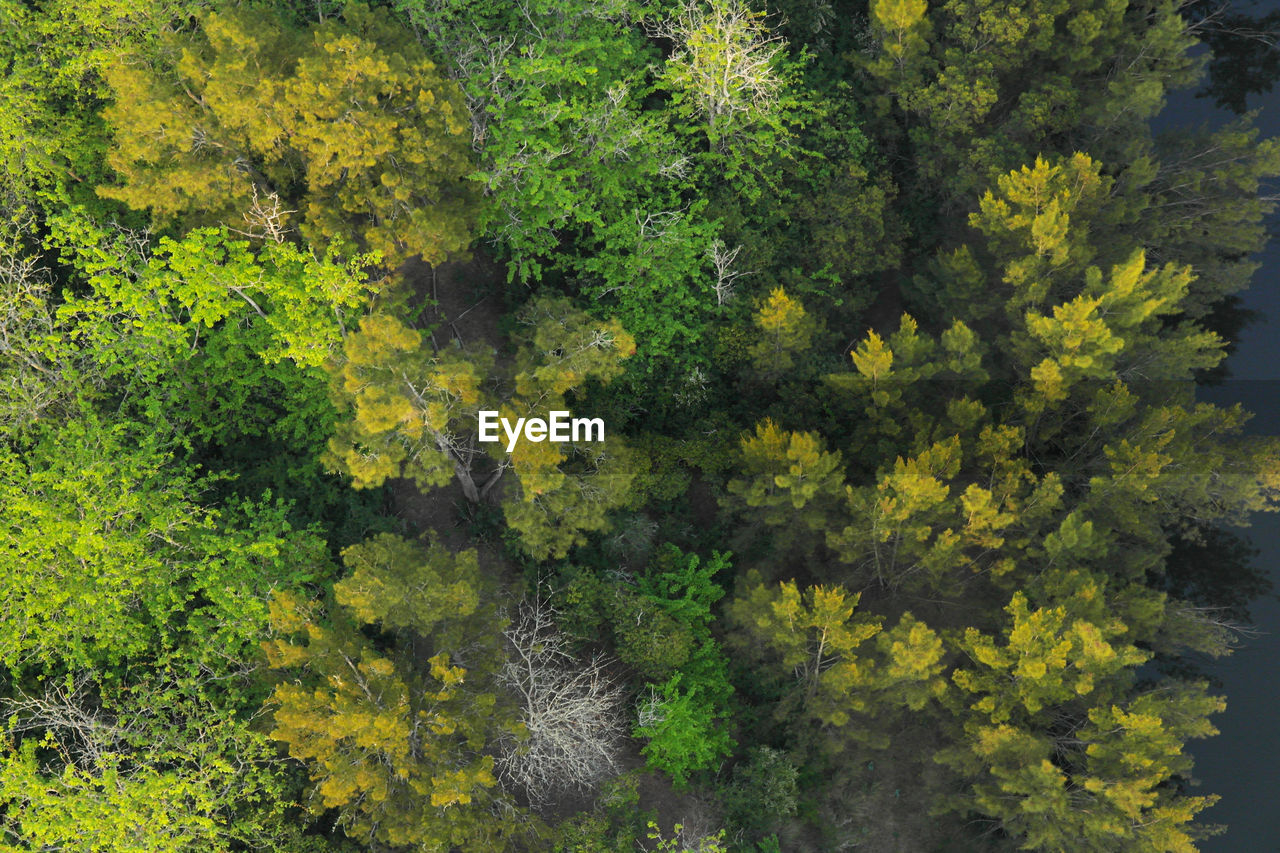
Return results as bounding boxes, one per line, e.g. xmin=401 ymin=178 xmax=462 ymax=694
xmin=1160 ymin=3 xmax=1280 ymax=846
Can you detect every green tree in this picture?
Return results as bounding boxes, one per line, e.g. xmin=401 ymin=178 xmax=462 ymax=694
xmin=653 ymin=0 xmax=791 ymax=153
xmin=719 ymin=746 xmax=800 ymax=839
xmin=0 ymin=417 xmax=327 ymax=676
xmin=634 ymin=671 xmax=734 ymax=789
xmin=857 ymin=0 xmax=1200 ymax=205
xmin=864 ymin=0 xmax=931 ymax=100
xmin=36 ymin=215 xmax=381 ymax=538
xmin=0 ymin=0 xmax=200 ymax=218
xmin=0 ymin=674 xmax=319 ymax=853
xmin=0 ymin=215 xmax=98 ymax=435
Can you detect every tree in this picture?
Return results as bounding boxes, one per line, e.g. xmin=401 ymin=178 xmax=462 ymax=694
xmin=99 ymin=3 xmax=478 ymax=267
xmin=864 ymin=0 xmax=931 ymax=96
xmin=0 ymin=0 xmax=204 ymax=219
xmin=727 ymin=576 xmax=946 ymax=748
xmin=263 ymin=534 xmax=522 ymax=851
xmin=553 ymin=548 xmax=728 ymax=682
xmin=0 ymin=673 xmax=317 ymax=852
xmin=940 ymin=589 xmax=1224 ymax=851
xmin=859 ymin=0 xmax=1280 ymax=331
xmin=963 ymin=153 xmax=1110 ymax=321
xmin=634 ymin=671 xmax=734 ymax=789
xmin=824 ymin=313 xmax=989 ymax=467
xmin=858 ymin=0 xmax=1200 ymax=207
xmin=0 ymin=416 xmax=327 ymax=676
xmin=496 ymin=598 xmax=626 ymax=802
xmin=552 ymin=546 xmax=735 ymax=787
xmin=333 ymin=533 xmax=482 ymax=639
xmin=0 ymin=215 xmax=98 ymax=435
xmin=725 ymin=419 xmax=844 ymax=531
xmin=57 ymin=221 xmax=380 ymax=373
xmin=747 ymin=287 xmax=818 ymax=374
xmin=399 ymin=0 xmax=848 ymax=386
xmin=325 ymin=311 xmax=486 ymax=494
xmin=718 ymin=746 xmax=800 ymax=839
xmin=1140 ymin=117 xmax=1280 ymax=315
xmin=645 ymin=821 xmax=728 ymax=853
xmin=651 ymin=0 xmax=790 ymax=151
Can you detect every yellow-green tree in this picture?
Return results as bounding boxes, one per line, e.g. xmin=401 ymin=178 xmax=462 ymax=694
xmin=725 ymin=419 xmax=844 ymax=531
xmin=263 ymin=534 xmax=522 ymax=850
xmin=727 ymin=575 xmax=946 ymax=749
xmin=652 ymin=0 xmax=793 ymax=154
xmin=325 ymin=311 xmax=486 ymax=494
xmin=940 ymin=588 xmax=1224 ymax=851
xmin=99 ymin=3 xmax=477 ymax=266
xmin=0 ymin=675 xmax=312 ymax=853
xmin=748 ymin=287 xmax=818 ymax=374
xmin=863 ymin=0 xmax=932 ymax=106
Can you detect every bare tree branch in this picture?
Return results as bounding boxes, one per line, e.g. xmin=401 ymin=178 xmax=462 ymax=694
xmin=496 ymin=597 xmax=626 ymax=804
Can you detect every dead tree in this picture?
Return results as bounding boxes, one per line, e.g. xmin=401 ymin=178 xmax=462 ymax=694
xmin=496 ymin=597 xmax=625 ymax=804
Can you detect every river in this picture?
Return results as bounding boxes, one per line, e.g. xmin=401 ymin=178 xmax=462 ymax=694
xmin=1158 ymin=3 xmax=1280 ymax=846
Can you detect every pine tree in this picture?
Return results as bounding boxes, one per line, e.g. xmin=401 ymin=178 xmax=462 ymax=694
xmin=941 ymin=588 xmax=1224 ymax=852
xmin=725 ymin=418 xmax=844 ymax=530
xmin=748 ymin=287 xmax=817 ymax=374
xmin=727 ymin=575 xmax=946 ymax=748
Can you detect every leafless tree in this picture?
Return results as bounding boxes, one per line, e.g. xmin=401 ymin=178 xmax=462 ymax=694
xmin=0 ymin=673 xmax=130 ymax=769
xmin=1164 ymin=603 xmax=1261 ymax=658
xmin=708 ymin=238 xmax=750 ymax=305
xmin=230 ymin=186 xmax=296 ymax=244
xmin=496 ymin=597 xmax=626 ymax=804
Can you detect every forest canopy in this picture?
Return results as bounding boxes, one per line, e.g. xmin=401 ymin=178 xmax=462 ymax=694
xmin=1 ymin=0 xmax=1278 ymax=850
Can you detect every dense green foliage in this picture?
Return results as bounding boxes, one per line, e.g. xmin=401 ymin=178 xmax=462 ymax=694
xmin=2 ymin=0 xmax=1278 ymax=849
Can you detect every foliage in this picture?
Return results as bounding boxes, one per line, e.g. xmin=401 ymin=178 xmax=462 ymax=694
xmin=397 ymin=0 xmax=843 ymax=385
xmin=940 ymin=590 xmax=1225 ymax=851
xmin=0 ymin=416 xmax=327 ymax=676
xmin=747 ymin=287 xmax=818 ymax=374
xmin=325 ymin=294 xmax=638 ymax=557
xmin=634 ymin=670 xmax=734 ymax=788
xmin=99 ymin=3 xmax=478 ymax=266
xmin=719 ymin=746 xmax=800 ymax=839
xmin=0 ymin=0 xmax=201 ymax=219
xmin=37 ymin=215 xmax=384 ymax=537
xmin=726 ymin=418 xmax=844 ymax=531
xmin=0 ymin=674 xmax=319 ymax=853
xmin=4 ymin=0 xmax=1279 ymax=848
xmin=635 ymin=544 xmax=730 ymax=634
xmin=653 ymin=0 xmax=790 ymax=152
xmin=553 ymin=772 xmax=651 ymax=853
xmin=263 ymin=534 xmax=521 ymax=851
xmin=728 ymin=576 xmax=946 ymax=747
xmin=645 ymin=820 xmax=729 ymax=853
